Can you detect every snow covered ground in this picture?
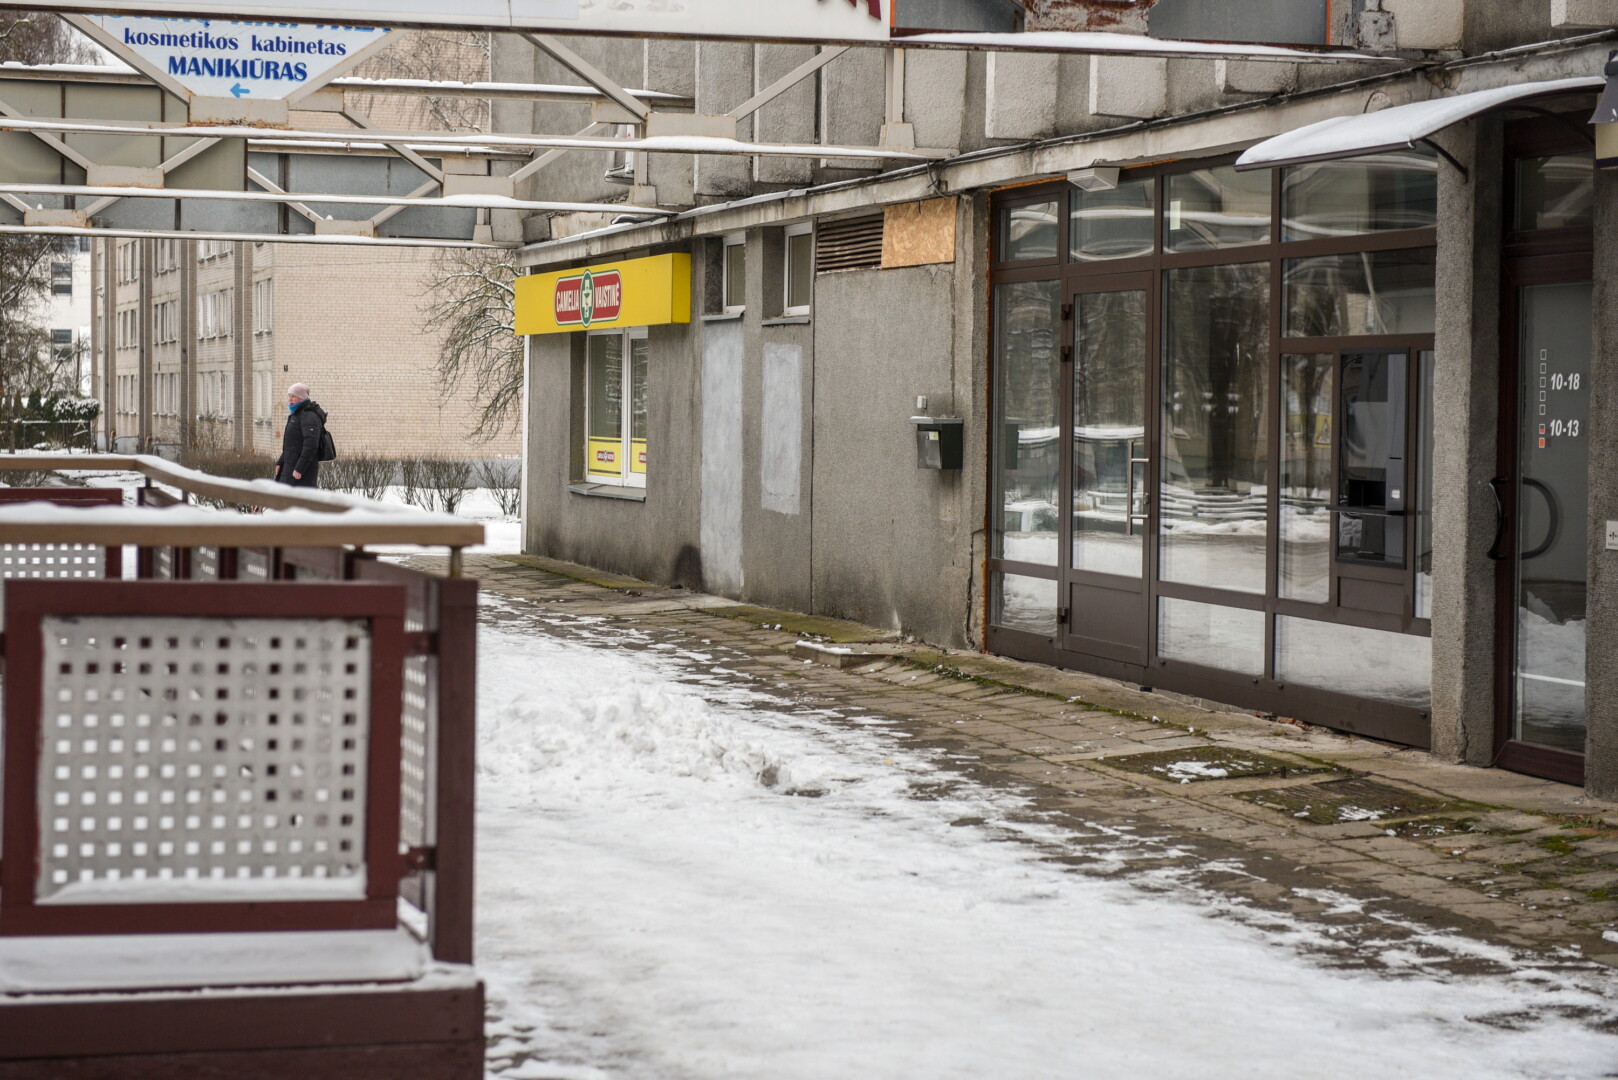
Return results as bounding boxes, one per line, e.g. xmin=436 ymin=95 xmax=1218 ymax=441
xmin=472 ymin=602 xmax=1618 ymax=1080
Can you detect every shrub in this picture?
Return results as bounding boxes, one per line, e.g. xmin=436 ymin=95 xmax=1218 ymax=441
xmin=476 ymin=458 xmax=521 ymax=517
xmin=423 ymin=457 xmax=475 ymax=515
xmin=398 ymin=457 xmax=435 ymax=511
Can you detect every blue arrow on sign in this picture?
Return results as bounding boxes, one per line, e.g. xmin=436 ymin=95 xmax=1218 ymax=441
xmin=230 ymin=83 xmax=251 ymax=98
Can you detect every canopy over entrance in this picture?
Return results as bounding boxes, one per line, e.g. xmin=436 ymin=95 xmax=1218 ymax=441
xmin=1234 ymin=75 xmax=1604 ymax=171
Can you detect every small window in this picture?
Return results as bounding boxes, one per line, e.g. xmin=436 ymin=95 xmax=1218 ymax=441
xmin=723 ymin=234 xmax=746 ymax=312
xmin=584 ymin=329 xmax=649 ymax=488
xmin=1000 ymin=200 xmax=1059 ymax=262
xmin=784 ymin=224 xmax=813 ymax=315
xmin=51 ymin=262 xmax=73 ymax=296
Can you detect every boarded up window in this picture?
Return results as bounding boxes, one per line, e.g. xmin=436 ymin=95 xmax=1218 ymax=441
xmin=883 ymin=198 xmax=957 ymax=268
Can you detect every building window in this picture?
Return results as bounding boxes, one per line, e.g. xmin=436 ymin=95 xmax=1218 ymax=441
xmin=50 ymin=328 xmax=73 ymax=365
xmin=783 ymin=223 xmax=813 ymax=315
xmin=584 ymin=328 xmax=648 ymax=488
xmin=254 ymin=279 xmax=273 ymax=334
xmin=199 ymin=290 xmax=233 ymax=340
xmin=51 ymin=262 xmax=73 ymax=297
xmin=722 ymin=233 xmax=746 ymax=313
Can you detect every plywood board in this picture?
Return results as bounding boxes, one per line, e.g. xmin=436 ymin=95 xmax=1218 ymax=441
xmin=882 ymin=198 xmax=958 ymax=269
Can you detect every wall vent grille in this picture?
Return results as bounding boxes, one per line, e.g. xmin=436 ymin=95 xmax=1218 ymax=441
xmin=815 ymin=214 xmax=885 ymax=272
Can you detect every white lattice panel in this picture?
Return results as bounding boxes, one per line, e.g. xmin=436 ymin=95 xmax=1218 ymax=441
xmin=36 ymin=615 xmax=374 ymax=905
xmin=399 ymin=656 xmax=434 ymax=852
xmin=0 ymin=543 xmax=104 ymax=581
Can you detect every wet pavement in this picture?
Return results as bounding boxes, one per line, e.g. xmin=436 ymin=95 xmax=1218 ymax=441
xmin=432 ymin=552 xmax=1618 ymax=989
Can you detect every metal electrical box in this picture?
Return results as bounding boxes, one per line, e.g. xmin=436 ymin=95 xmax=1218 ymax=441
xmin=912 ymin=416 xmax=964 ymax=470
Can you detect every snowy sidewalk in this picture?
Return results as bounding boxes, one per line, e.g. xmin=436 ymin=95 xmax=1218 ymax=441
xmin=439 ymin=552 xmax=1618 ymax=1079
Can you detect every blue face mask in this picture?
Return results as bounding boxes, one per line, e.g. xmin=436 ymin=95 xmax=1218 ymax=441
xmin=288 ymin=402 xmax=300 ymax=414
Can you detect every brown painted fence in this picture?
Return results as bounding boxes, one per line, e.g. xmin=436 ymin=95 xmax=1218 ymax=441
xmin=0 ymin=460 xmax=485 ymax=1078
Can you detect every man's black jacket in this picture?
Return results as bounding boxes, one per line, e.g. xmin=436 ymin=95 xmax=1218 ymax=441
xmin=276 ymin=399 xmax=327 ymax=487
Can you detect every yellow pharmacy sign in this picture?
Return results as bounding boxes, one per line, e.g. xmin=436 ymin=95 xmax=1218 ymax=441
xmin=517 ymin=253 xmax=691 ymax=335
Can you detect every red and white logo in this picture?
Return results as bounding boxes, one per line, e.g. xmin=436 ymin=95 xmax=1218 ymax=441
xmin=555 ymin=269 xmax=624 ymax=328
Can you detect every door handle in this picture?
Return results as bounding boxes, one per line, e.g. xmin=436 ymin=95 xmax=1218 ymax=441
xmin=1126 ymin=455 xmax=1149 ymax=536
xmin=1487 ymin=477 xmax=1510 ymax=561
xmin=1520 ymin=477 xmax=1561 ymax=561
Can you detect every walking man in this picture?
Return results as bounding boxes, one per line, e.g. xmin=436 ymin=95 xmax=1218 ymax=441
xmin=276 ymin=382 xmax=328 ymax=488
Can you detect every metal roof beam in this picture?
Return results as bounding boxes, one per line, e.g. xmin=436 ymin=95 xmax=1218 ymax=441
xmin=0 ymin=180 xmax=674 ymax=216
xmin=0 ymin=222 xmax=514 ymax=249
xmin=0 ymin=114 xmax=946 ymax=160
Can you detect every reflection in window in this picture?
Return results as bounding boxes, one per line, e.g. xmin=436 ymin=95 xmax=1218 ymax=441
xmin=1276 ymin=616 xmax=1431 ymax=708
xmin=994 ymin=281 xmax=1062 ymax=565
xmin=1282 ymin=150 xmax=1437 ymax=241
xmin=1070 ymin=176 xmax=1155 ymax=262
xmin=1159 ymin=598 xmax=1265 ymax=675
xmin=1073 ymin=290 xmax=1147 ymax=576
xmin=1515 ymin=154 xmax=1594 ymax=232
xmin=1161 ymin=263 xmax=1270 ymax=594
xmin=995 ymin=573 xmax=1059 ymax=636
xmin=1165 ymin=167 xmax=1270 ymax=252
xmin=1416 ymin=350 xmax=1434 ymax=619
xmin=1280 ymin=354 xmax=1333 ymax=603
xmin=1002 ymin=200 xmax=1059 ymax=262
xmin=1284 ymin=248 xmax=1435 ymax=337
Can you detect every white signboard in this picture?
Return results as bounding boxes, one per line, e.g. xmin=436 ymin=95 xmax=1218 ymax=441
xmin=83 ymin=16 xmax=393 ymax=100
xmin=25 ymin=1 xmax=895 ymax=44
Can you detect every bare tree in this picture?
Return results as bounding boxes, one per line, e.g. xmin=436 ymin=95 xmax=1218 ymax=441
xmin=0 ymin=12 xmax=97 ymax=396
xmin=421 ymin=247 xmax=522 ymax=440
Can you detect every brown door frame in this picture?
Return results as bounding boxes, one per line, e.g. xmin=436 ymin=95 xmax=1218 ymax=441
xmin=1493 ymin=251 xmax=1592 ymax=786
xmin=1060 ymin=271 xmax=1156 ymax=665
xmin=1491 ymin=114 xmax=1595 ymax=785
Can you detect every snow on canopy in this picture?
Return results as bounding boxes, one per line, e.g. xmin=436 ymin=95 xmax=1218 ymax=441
xmin=1235 ymin=76 xmax=1605 ymax=169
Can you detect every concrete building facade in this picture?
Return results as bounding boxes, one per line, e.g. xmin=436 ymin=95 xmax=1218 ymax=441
xmin=505 ymin=2 xmax=1618 ymax=796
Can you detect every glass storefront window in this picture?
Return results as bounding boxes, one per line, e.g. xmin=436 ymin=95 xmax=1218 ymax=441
xmin=1280 ymin=354 xmax=1333 ymax=603
xmin=996 ymin=573 xmax=1059 ymax=636
xmin=1165 ymin=167 xmax=1270 ymax=252
xmin=1001 ymin=201 xmax=1060 ymax=262
xmin=1282 ymin=150 xmax=1438 ymax=241
xmin=1159 ymin=598 xmax=1265 ymax=675
xmin=995 ymin=280 xmax=1062 ymax=565
xmin=1284 ymin=248 xmax=1436 ymax=338
xmin=1161 ymin=263 xmax=1270 ymax=594
xmin=1515 ymin=154 xmax=1594 ymax=232
xmin=1276 ymin=616 xmax=1431 ymax=708
xmin=1070 ymin=175 xmax=1155 ymax=262
xmin=585 ymin=329 xmax=648 ymax=487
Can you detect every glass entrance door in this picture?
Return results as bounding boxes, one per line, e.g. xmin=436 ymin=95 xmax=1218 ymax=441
xmin=1064 ymin=278 xmax=1151 ymax=664
xmin=1505 ymin=281 xmax=1591 ymax=759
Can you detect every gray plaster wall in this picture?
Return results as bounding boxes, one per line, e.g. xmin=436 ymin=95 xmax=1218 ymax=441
xmin=1428 ymin=120 xmax=1504 ymax=767
xmin=1585 ymin=168 xmax=1618 ymax=798
xmin=810 ymin=261 xmax=977 ymax=646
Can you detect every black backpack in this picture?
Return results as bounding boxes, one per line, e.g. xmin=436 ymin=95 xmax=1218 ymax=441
xmin=318 ymin=418 xmax=337 ymax=462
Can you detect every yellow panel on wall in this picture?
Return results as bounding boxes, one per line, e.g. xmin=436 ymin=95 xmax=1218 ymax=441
xmin=517 ymin=253 xmax=692 ymax=335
